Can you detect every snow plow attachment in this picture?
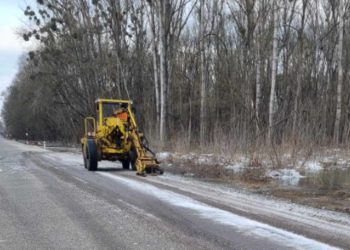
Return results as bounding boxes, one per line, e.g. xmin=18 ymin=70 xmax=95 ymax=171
xmin=130 ymin=131 xmax=164 ymax=176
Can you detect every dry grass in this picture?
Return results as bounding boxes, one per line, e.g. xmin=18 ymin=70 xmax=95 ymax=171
xmin=156 ymin=136 xmax=350 ymax=214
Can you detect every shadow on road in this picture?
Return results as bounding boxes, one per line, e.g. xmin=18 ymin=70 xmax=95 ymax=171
xmin=96 ymin=168 xmax=127 ymax=172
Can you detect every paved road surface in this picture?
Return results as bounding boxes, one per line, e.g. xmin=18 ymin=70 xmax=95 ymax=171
xmin=0 ymin=137 xmax=348 ymax=250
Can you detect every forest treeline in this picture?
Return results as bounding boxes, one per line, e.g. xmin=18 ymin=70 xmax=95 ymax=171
xmin=1 ymin=0 xmax=349 ymax=150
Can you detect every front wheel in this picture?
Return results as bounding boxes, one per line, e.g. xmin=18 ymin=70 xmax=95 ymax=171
xmin=84 ymin=139 xmax=98 ymax=171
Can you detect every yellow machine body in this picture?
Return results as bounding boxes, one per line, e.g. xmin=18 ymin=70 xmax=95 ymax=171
xmin=81 ymin=99 xmax=162 ymax=176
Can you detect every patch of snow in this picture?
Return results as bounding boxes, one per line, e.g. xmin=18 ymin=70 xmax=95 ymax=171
xmin=320 ymin=157 xmax=336 ymax=164
xmin=282 ymin=153 xmax=291 ymax=159
xmin=197 ymin=154 xmax=215 ymax=164
xmin=281 ymin=169 xmax=303 ymax=178
xmin=267 ymin=169 xmax=304 ymax=186
xmin=225 ymin=162 xmax=244 ymax=173
xmin=183 ymin=173 xmax=195 ymax=177
xmin=337 ymin=158 xmax=347 ymax=165
xmin=224 ymin=156 xmax=250 ymax=173
xmin=177 ymin=152 xmax=227 ymax=164
xmin=157 ymin=173 xmax=350 ymax=225
xmin=266 ymin=170 xmax=281 ymax=178
xmin=99 ymin=172 xmax=339 ymax=250
xmin=156 ymin=152 xmax=172 ymax=161
xmin=305 ymin=161 xmax=323 ymax=173
xmin=180 ymin=153 xmax=196 ymax=161
xmin=239 ymin=156 xmax=249 ymax=162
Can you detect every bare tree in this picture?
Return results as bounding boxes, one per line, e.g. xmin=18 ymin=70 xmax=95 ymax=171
xmin=4 ymin=0 xmax=350 ymax=150
xmin=199 ymin=0 xmax=206 ymax=148
xmin=292 ymin=0 xmax=308 ymax=145
xmin=334 ymin=0 xmax=344 ymax=145
xmin=157 ymin=0 xmax=167 ymax=144
xmin=268 ymin=0 xmax=278 ymax=143
xmin=147 ymin=3 xmax=160 ymax=138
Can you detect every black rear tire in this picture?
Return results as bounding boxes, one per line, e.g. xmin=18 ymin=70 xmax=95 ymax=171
xmin=129 ymin=148 xmax=137 ymax=171
xmin=121 ymin=159 xmax=130 ymax=170
xmin=86 ymin=139 xmax=98 ymax=171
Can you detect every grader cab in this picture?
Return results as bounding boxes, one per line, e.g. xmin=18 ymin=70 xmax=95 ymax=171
xmin=81 ymin=99 xmax=163 ymax=176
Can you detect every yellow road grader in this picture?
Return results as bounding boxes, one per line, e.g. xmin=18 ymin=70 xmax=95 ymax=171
xmin=81 ymin=99 xmax=163 ymax=176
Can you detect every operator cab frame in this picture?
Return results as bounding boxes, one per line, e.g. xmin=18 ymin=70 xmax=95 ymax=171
xmin=95 ymin=99 xmax=133 ymax=128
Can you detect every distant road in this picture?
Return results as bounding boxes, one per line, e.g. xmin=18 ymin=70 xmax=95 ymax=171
xmin=0 ymin=137 xmax=348 ymax=250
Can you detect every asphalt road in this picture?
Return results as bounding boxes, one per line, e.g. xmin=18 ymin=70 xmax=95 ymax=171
xmin=0 ymin=137 xmax=347 ymax=250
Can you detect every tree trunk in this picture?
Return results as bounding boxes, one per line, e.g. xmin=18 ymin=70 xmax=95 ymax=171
xmin=292 ymin=0 xmax=307 ymax=144
xmin=334 ymin=0 xmax=344 ymax=145
xmin=268 ymin=1 xmax=278 ymax=143
xmin=150 ymin=7 xmax=160 ymax=138
xmin=199 ymin=0 xmax=206 ymax=148
xmin=255 ymin=42 xmax=261 ymax=134
xmin=158 ymin=0 xmax=167 ymax=144
xmin=188 ymin=96 xmax=192 ymax=146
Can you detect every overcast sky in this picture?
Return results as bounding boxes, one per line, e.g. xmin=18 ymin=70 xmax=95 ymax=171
xmin=0 ymin=0 xmax=35 ymax=115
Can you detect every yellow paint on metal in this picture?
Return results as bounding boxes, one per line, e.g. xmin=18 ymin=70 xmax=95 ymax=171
xmin=81 ymin=98 xmax=161 ymax=175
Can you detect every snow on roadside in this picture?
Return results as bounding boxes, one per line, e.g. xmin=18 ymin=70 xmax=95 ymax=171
xmin=304 ymin=161 xmax=323 ymax=173
xmin=224 ymin=163 xmax=244 ymax=173
xmin=197 ymin=154 xmax=215 ymax=164
xmin=100 ymin=172 xmax=340 ymax=250
xmin=158 ymin=151 xmax=236 ymax=168
xmin=156 ymin=152 xmax=173 ymax=161
xmin=5 ymin=139 xmax=48 ymax=152
xmin=157 ymin=150 xmax=350 ymax=184
xmin=224 ymin=156 xmax=249 ymax=173
xmin=266 ymin=169 xmax=304 ymax=186
xmin=14 ymin=144 xmax=349 ymax=242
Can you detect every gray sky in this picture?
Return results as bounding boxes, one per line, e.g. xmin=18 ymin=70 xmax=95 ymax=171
xmin=0 ymin=0 xmax=35 ymax=115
